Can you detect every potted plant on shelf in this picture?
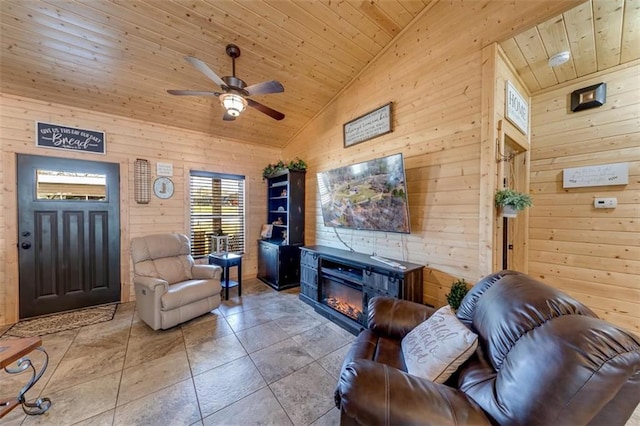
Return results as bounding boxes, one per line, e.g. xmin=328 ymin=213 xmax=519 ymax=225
xmin=446 ymin=278 xmax=469 ymax=312
xmin=262 ymin=157 xmax=307 ymax=179
xmin=495 ymin=188 xmax=533 ymax=218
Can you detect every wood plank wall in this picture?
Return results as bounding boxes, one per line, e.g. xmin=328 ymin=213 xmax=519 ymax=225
xmin=284 ymin=1 xmax=580 ymax=308
xmin=529 ymin=62 xmax=640 ymax=333
xmin=0 ymin=94 xmax=279 ymax=325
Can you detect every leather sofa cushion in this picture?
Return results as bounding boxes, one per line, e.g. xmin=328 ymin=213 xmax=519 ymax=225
xmin=161 ymin=279 xmax=220 ymax=311
xmin=153 ymin=256 xmax=193 ymax=284
xmin=342 ymin=329 xmax=406 ymax=372
xmin=131 ymin=233 xmax=191 ymax=262
xmin=458 ymin=314 xmax=640 ymax=425
xmin=131 ymin=233 xmax=195 ymax=284
xmin=458 ymin=272 xmax=596 ymax=370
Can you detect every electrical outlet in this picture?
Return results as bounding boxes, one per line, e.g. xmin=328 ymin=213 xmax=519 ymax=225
xmin=594 ymin=198 xmax=617 ymax=209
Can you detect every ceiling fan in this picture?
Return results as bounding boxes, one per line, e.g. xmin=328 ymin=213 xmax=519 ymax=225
xmin=167 ymin=44 xmax=285 ymax=121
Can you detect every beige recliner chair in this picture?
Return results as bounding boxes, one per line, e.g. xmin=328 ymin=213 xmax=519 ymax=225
xmin=130 ymin=233 xmax=222 ymax=330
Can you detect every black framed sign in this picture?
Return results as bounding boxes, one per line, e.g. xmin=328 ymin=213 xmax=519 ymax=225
xmin=36 ymin=121 xmax=106 ymax=154
xmin=343 ymin=102 xmax=392 ymax=148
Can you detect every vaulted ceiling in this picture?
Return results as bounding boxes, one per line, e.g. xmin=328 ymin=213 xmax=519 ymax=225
xmin=1 ymin=1 xmax=636 ymax=148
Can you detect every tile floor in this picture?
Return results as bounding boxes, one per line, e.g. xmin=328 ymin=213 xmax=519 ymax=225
xmin=0 ymin=279 xmax=354 ymax=425
xmin=3 ymin=279 xmax=639 ymax=426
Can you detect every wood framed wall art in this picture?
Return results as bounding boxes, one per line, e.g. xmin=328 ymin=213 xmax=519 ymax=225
xmin=343 ymin=102 xmax=392 ymax=147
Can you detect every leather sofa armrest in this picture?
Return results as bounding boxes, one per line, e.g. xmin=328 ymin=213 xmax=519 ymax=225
xmin=337 ymin=359 xmax=492 ymax=426
xmin=192 ymin=264 xmax=222 ymax=280
xmin=133 ymin=276 xmax=168 ymax=293
xmin=368 ymin=297 xmax=436 ymax=340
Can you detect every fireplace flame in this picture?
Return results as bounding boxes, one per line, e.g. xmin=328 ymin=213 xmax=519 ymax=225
xmin=325 ymin=296 xmax=362 ymax=321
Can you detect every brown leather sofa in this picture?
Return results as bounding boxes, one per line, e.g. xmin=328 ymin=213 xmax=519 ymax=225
xmin=335 ymin=270 xmax=640 ymax=425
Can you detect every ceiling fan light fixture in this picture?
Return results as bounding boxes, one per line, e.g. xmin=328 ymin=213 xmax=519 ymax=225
xmin=548 ymin=51 xmax=571 ymax=68
xmin=220 ymin=93 xmax=247 ymax=117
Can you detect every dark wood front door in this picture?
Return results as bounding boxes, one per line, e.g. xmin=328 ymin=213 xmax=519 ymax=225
xmin=17 ymin=154 xmax=121 ymax=318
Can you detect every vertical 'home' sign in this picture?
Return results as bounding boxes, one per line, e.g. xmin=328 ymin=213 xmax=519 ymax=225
xmin=36 ymin=122 xmax=106 ymax=154
xmin=505 ymin=81 xmax=528 ymax=135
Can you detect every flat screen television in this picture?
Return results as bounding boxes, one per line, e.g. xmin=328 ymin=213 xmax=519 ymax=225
xmin=317 ymin=153 xmax=410 ymax=233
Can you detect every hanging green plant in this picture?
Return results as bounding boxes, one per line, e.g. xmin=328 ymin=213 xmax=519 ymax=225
xmin=262 ymin=158 xmax=307 ymax=179
xmin=494 ymin=188 xmax=533 ymax=211
xmin=446 ymin=278 xmax=469 ymax=312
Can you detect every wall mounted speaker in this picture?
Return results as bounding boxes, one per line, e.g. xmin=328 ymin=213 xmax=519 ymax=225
xmin=571 ymin=82 xmax=606 ymax=112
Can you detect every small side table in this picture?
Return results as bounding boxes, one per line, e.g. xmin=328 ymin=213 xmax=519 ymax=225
xmin=1 ymin=337 xmax=51 ymax=418
xmin=208 ymin=253 xmax=242 ymax=300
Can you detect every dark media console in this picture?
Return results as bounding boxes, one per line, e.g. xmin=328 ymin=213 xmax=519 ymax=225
xmin=299 ymin=245 xmax=424 ymax=334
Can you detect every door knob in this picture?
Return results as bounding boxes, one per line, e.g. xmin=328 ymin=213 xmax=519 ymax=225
xmin=21 ymin=242 xmax=31 ymax=249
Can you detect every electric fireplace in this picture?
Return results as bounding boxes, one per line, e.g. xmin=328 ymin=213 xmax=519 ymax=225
xmin=299 ymin=246 xmax=425 ymax=335
xmin=320 ymin=275 xmax=364 ymax=324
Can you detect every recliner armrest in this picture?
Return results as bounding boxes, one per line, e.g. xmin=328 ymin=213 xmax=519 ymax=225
xmin=133 ymin=276 xmax=168 ymax=293
xmin=337 ymin=359 xmax=492 ymax=426
xmin=368 ymin=297 xmax=436 ymax=340
xmin=192 ymin=264 xmax=222 ymax=279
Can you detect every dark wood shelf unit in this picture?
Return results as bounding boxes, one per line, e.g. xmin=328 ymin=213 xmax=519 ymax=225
xmin=299 ymin=245 xmax=424 ymax=334
xmin=257 ymin=169 xmax=306 ymax=290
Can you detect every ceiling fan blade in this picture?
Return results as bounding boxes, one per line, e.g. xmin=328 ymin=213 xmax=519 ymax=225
xmin=223 ymin=112 xmax=236 ymax=121
xmin=247 ymin=99 xmax=285 ymax=120
xmin=245 ymin=80 xmax=284 ymax=96
xmin=184 ymin=56 xmax=225 ymax=88
xmin=167 ymin=89 xmax=220 ymax=96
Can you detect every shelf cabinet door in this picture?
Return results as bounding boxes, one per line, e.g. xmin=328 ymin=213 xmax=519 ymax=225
xmin=258 ymin=241 xmax=301 ymax=290
xmin=299 ymin=249 xmax=319 ymax=301
xmin=258 ymin=241 xmax=278 ymax=284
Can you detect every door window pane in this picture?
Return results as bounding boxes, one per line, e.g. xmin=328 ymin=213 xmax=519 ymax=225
xmin=36 ymin=170 xmax=107 ymax=200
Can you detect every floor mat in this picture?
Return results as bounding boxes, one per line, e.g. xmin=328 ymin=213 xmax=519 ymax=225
xmin=2 ymin=304 xmax=118 ymax=338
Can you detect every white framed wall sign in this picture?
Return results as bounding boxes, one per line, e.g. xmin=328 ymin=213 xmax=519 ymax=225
xmin=563 ymin=162 xmax=629 ymax=188
xmin=505 ymin=81 xmax=528 ymax=135
xmin=156 ymin=162 xmax=173 ymax=176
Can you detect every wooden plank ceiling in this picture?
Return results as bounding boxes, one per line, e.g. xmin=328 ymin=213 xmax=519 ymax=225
xmin=500 ymin=0 xmax=640 ymax=93
xmin=1 ymin=0 xmax=636 ymax=147
xmin=0 ymin=0 xmax=434 ymax=147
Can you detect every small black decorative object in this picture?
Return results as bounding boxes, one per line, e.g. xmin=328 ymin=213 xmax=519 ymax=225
xmin=571 ymin=82 xmax=606 ymax=112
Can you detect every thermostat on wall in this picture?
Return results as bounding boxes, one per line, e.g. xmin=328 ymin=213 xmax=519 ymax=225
xmin=594 ymin=198 xmax=617 ymax=209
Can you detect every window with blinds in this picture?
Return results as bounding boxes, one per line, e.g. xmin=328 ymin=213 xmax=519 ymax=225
xmin=189 ymin=171 xmax=245 ymax=257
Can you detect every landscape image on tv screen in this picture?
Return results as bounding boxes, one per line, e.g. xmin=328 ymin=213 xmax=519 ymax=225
xmin=317 ymin=153 xmax=410 ymax=233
